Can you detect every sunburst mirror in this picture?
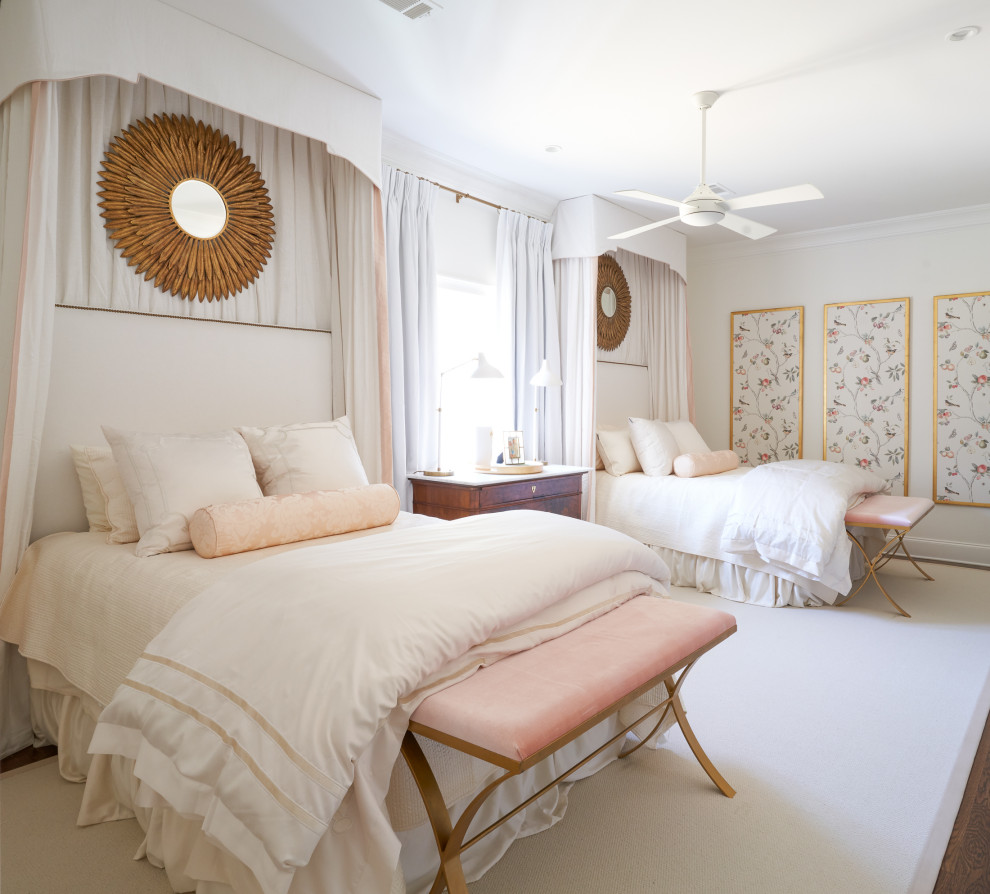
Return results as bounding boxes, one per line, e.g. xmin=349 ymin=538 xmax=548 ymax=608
xmin=98 ymin=114 xmax=275 ymax=302
xmin=596 ymin=253 xmax=632 ymax=351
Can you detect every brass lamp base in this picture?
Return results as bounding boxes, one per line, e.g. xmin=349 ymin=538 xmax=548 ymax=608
xmin=423 ymin=469 xmax=455 ymax=477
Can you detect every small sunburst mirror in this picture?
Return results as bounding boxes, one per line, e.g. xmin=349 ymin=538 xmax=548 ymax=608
xmin=596 ymin=254 xmax=632 ymax=351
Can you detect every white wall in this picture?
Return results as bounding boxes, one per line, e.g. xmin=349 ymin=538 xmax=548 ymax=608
xmin=687 ymin=208 xmax=990 ymax=566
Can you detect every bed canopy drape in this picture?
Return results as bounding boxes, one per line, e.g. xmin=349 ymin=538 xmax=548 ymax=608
xmin=551 ymin=195 xmax=693 ymax=518
xmin=0 ymin=0 xmax=389 ymax=757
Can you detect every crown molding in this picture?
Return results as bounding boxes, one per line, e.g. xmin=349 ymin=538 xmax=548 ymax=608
xmin=381 ymin=130 xmax=558 ymax=220
xmin=690 ymin=204 xmax=990 ymax=263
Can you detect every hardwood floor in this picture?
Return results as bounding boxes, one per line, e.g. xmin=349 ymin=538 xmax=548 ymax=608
xmin=0 ymin=743 xmax=57 ymax=773
xmin=933 ymin=707 xmax=990 ymax=893
xmin=4 ymin=711 xmax=990 ymax=889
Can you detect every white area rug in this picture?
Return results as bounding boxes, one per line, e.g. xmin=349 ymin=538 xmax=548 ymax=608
xmin=2 ymin=561 xmax=988 ymax=894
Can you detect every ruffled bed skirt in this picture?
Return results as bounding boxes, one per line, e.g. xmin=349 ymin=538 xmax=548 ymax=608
xmin=650 ymin=545 xmax=871 ymax=608
xmin=28 ymin=659 xmax=674 ymax=894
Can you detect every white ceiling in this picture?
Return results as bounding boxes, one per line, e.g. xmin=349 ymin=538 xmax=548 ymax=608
xmin=163 ymin=0 xmax=989 ymax=243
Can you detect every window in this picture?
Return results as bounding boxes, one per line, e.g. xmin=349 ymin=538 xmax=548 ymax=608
xmin=435 ymin=276 xmax=510 ymax=469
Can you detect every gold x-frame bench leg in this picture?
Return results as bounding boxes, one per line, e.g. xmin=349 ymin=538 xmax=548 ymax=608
xmin=839 ymin=528 xmax=934 ymax=618
xmin=399 ymin=661 xmax=734 ymax=894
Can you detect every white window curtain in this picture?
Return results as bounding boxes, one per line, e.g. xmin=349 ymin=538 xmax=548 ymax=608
xmin=381 ymin=166 xmax=439 ymax=510
xmin=553 ymin=257 xmax=597 ymax=517
xmin=495 ymin=211 xmax=562 ymax=464
xmin=616 ymin=248 xmax=694 ymax=422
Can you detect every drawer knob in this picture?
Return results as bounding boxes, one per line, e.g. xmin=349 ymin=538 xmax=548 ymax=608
xmin=532 ymin=485 xmax=537 ymax=494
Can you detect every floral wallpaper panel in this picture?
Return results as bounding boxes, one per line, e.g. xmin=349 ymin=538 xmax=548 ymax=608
xmin=934 ymin=291 xmax=990 ymax=507
xmin=823 ymin=298 xmax=908 ymax=494
xmin=730 ymin=307 xmax=803 ymax=466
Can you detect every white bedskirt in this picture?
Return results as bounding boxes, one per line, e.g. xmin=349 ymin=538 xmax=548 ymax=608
xmin=28 ymin=658 xmax=673 ymax=894
xmin=652 ymin=545 xmax=875 ymax=608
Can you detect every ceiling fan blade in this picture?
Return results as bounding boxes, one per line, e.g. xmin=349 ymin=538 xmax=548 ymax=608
xmin=615 ymin=189 xmax=691 ymax=211
xmin=607 ymin=216 xmax=680 ymax=240
xmin=717 ymin=213 xmax=777 ymax=240
xmin=722 ymin=184 xmax=823 ymax=212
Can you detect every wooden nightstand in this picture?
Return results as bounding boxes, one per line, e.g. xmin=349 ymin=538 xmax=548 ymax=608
xmin=409 ymin=465 xmax=587 ymax=521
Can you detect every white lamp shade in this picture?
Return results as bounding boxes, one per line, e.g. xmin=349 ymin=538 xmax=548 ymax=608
xmin=529 ymin=358 xmax=562 ymax=387
xmin=471 ymin=352 xmax=503 ymax=379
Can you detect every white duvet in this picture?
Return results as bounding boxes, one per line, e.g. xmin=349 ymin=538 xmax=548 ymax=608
xmin=721 ymin=459 xmax=887 ymax=594
xmin=88 ymin=511 xmax=670 ymax=894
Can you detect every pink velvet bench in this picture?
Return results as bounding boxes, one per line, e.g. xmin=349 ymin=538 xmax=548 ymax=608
xmin=839 ymin=494 xmax=935 ymax=617
xmin=401 ymin=595 xmax=737 ymax=894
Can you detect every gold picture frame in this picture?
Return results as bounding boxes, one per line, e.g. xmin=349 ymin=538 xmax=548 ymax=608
xmin=729 ymin=306 xmax=803 ymax=466
xmin=98 ymin=114 xmax=276 ymax=302
xmin=933 ymin=291 xmax=990 ymax=506
xmin=823 ymin=298 xmax=909 ymax=494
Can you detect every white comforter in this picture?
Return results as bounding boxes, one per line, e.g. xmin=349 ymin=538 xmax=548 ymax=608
xmin=89 ymin=511 xmax=670 ymax=894
xmin=721 ymin=460 xmax=887 ymax=594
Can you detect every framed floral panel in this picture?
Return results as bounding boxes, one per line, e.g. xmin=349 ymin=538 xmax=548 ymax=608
xmin=823 ymin=298 xmax=909 ymax=494
xmin=933 ymin=291 xmax=990 ymax=507
xmin=730 ymin=306 xmax=803 ymax=466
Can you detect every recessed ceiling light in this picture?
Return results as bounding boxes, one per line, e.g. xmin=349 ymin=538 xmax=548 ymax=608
xmin=544 ymin=145 xmax=562 ymax=153
xmin=946 ymin=25 xmax=980 ymax=42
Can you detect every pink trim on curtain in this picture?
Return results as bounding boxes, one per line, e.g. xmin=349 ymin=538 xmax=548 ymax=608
xmin=0 ymin=81 xmax=41 ymax=564
xmin=372 ymin=185 xmax=393 ymax=486
xmin=686 ymin=307 xmax=696 ymax=423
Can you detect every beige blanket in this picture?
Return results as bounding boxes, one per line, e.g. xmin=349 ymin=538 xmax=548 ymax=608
xmin=87 ymin=511 xmax=671 ymax=894
xmin=0 ymin=514 xmax=436 ymax=707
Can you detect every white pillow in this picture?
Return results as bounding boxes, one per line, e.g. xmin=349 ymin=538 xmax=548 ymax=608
xmin=627 ymin=418 xmax=679 ymax=476
xmin=70 ymin=445 xmax=140 ymax=543
xmin=666 ymin=420 xmax=712 ymax=456
xmin=596 ymin=428 xmax=642 ymax=476
xmin=103 ymin=427 xmax=263 ymax=557
xmin=236 ymin=417 xmax=369 ymax=496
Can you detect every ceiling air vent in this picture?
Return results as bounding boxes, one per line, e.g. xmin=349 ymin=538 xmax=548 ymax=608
xmin=379 ymin=0 xmax=442 ymax=19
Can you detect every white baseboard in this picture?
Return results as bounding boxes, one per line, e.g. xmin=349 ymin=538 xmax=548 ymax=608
xmin=903 ymin=535 xmax=990 ymax=569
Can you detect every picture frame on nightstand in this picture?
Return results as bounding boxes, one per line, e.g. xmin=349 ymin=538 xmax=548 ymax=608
xmin=503 ymin=430 xmax=524 ymax=464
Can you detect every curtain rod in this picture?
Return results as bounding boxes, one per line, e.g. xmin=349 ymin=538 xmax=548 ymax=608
xmin=395 ymin=169 xmax=549 ymax=223
xmin=55 ymin=304 xmax=332 ymax=335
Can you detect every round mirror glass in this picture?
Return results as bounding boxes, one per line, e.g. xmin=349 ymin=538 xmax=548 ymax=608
xmin=170 ymin=179 xmax=227 ymax=239
xmin=600 ymin=286 xmax=617 ymax=318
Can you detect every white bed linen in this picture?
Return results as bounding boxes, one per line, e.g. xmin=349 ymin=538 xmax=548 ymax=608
xmin=595 ymin=466 xmax=883 ymax=606
xmin=0 ymin=515 xmax=437 ymax=708
xmin=721 ymin=459 xmax=887 ymax=594
xmin=85 ymin=511 xmax=671 ymax=894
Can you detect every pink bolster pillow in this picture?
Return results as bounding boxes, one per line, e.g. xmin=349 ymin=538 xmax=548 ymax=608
xmin=673 ymin=449 xmax=740 ymax=479
xmin=189 ymin=483 xmax=400 ymax=558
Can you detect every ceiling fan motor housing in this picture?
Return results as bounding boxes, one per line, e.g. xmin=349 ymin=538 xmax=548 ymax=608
xmin=681 ymin=183 xmax=725 ymax=226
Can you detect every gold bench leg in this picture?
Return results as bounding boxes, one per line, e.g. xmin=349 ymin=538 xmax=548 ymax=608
xmin=839 ymin=530 xmax=914 ymax=618
xmin=664 ymin=677 xmax=736 ymax=798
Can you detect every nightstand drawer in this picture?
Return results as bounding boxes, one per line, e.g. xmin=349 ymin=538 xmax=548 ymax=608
xmin=485 ymin=493 xmax=581 ymax=518
xmin=478 ymin=474 xmax=581 ymax=509
xmin=409 ymin=466 xmax=588 ymax=522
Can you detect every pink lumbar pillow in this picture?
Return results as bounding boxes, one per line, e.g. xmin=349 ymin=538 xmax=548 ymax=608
xmin=189 ymin=483 xmax=400 ymax=558
xmin=673 ymin=449 xmax=740 ymax=479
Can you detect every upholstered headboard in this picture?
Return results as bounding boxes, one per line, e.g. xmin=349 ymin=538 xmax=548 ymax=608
xmin=596 ymin=361 xmax=651 ymax=429
xmin=32 ymin=306 xmax=335 ymax=541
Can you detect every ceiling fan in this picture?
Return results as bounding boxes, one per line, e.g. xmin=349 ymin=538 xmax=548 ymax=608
xmin=609 ymin=91 xmax=823 ymax=241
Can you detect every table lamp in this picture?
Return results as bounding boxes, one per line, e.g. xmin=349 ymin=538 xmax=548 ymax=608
xmin=529 ymin=358 xmax=562 ymax=463
xmin=424 ymin=353 xmax=503 ymax=476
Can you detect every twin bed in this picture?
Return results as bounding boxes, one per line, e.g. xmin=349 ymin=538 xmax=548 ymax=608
xmin=1 ymin=413 xmax=692 ymax=894
xmin=594 ymin=419 xmax=888 ymax=608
